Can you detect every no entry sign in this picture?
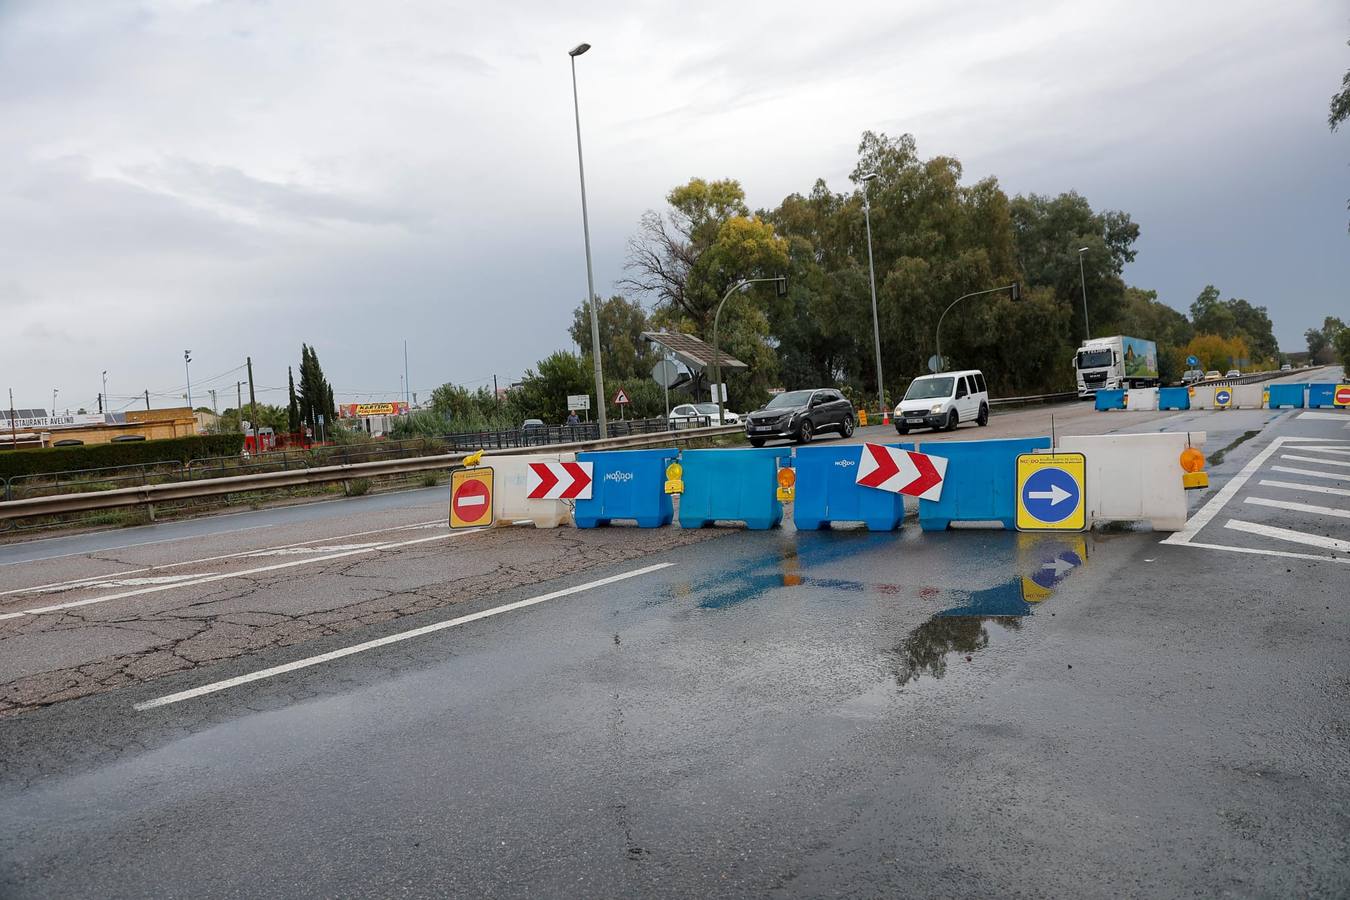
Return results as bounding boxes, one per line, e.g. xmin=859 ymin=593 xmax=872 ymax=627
xmin=1335 ymin=384 xmax=1350 ymax=407
xmin=450 ymin=467 xmax=494 ymax=528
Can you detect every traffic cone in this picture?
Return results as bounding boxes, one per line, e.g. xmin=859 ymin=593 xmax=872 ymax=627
xmin=882 ymin=409 xmax=890 ymax=425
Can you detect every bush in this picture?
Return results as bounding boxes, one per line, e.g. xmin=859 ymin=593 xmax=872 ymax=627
xmin=344 ymin=478 xmax=372 ymax=496
xmin=0 ymin=433 xmax=245 ymax=479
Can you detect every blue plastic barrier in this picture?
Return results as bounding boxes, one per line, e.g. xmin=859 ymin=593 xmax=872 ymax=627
xmin=1308 ymin=384 xmax=1337 ymax=409
xmin=1266 ymin=383 xmax=1306 ymax=410
xmin=793 ymin=443 xmax=914 ymax=532
xmin=1094 ymin=390 xmax=1126 ymax=411
xmin=678 ymin=447 xmax=792 ymax=530
xmin=1157 ymin=387 xmax=1190 ymax=410
xmin=915 ymin=437 xmax=1052 ymax=531
xmin=574 ymin=447 xmax=677 ymax=528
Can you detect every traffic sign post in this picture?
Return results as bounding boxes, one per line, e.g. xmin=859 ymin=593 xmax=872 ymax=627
xmin=450 ymin=467 xmax=494 ymax=528
xmin=1016 ymin=452 xmax=1086 ymax=531
xmin=1186 ymin=355 xmax=1199 ymax=367
xmin=1214 ymin=388 xmax=1232 ymax=409
xmin=1335 ymin=384 xmax=1350 ymax=408
xmin=525 ymin=461 xmax=593 ymax=500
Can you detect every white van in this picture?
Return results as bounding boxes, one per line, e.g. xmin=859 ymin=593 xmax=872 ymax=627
xmin=893 ymin=370 xmax=990 ymax=433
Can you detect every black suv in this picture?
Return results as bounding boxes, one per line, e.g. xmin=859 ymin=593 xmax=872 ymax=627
xmin=744 ymin=389 xmax=855 ymax=446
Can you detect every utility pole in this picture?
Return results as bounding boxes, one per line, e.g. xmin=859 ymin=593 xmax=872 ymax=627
xmin=246 ymin=357 xmax=258 ymax=449
xmin=493 ymin=375 xmax=499 ymax=408
xmin=51 ymin=388 xmax=58 ymax=415
xmin=8 ymin=388 xmax=17 ymax=449
xmin=184 ymin=350 xmax=193 ymax=410
xmin=102 ymin=370 xmax=108 ymax=413
xmin=568 ymin=41 xmax=607 ymax=438
xmin=145 ymin=389 xmax=150 ymax=410
xmin=403 ymin=339 xmax=410 ymax=409
xmin=1077 ymin=247 xmax=1091 ymax=341
xmin=98 ymin=393 xmax=103 ymax=414
xmin=209 ymin=388 xmax=218 ymax=426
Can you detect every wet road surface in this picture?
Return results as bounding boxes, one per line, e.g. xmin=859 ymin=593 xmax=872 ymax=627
xmin=1 ymin=390 xmax=1347 ymax=897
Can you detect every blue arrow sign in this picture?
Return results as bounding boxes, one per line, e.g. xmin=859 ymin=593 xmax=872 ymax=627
xmin=1030 ymin=549 xmax=1084 ymax=589
xmin=1021 ymin=468 xmax=1080 ymax=524
xmin=1215 ymin=389 xmax=1231 ymax=405
xmin=1187 ymin=355 xmax=1199 ymax=366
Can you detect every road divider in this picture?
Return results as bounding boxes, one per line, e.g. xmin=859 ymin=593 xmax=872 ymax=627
xmin=1266 ymin=384 xmax=1305 ymax=409
xmin=792 ymin=443 xmax=914 ymax=532
xmin=1058 ymin=431 xmax=1205 ymax=531
xmin=483 ymin=453 xmax=576 ymax=529
xmin=916 ymin=437 xmax=1052 ymax=531
xmin=677 ymin=447 xmax=791 ymax=530
xmin=1126 ymin=387 xmax=1158 ymax=411
xmin=574 ymin=448 xmax=677 ymax=529
xmin=1094 ymin=390 xmax=1126 ymax=411
xmin=1157 ymin=387 xmax=1190 ymax=410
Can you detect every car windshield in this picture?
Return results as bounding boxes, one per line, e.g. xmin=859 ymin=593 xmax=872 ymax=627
xmin=766 ymin=391 xmax=813 ymax=409
xmin=1077 ymin=349 xmax=1113 ymax=369
xmin=693 ymin=404 xmax=721 ymax=415
xmin=904 ymin=377 xmax=954 ymax=401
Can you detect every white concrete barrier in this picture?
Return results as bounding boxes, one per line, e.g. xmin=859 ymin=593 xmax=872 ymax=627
xmin=482 ymin=452 xmax=576 ymax=528
xmin=1058 ymin=431 xmax=1206 ymax=531
xmin=1232 ymin=384 xmax=1264 ymax=409
xmin=1189 ymin=386 xmax=1216 ymax=410
xmin=1126 ymin=388 xmax=1157 ymax=411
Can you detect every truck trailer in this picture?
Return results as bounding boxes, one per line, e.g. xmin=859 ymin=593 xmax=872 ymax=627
xmin=1074 ymin=335 xmax=1159 ymax=398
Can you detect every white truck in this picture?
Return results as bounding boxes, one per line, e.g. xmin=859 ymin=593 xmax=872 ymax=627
xmin=1074 ymin=335 xmax=1159 ymax=398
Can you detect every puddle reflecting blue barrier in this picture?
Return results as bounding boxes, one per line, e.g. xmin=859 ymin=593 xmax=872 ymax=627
xmin=1307 ymin=384 xmax=1337 ymax=409
xmin=1094 ymin=390 xmax=1126 ymax=410
xmin=1157 ymin=387 xmax=1191 ymax=410
xmin=792 ymin=443 xmax=913 ymax=532
xmin=915 ymin=437 xmax=1052 ymax=531
xmin=574 ymin=447 xmax=677 ymax=528
xmin=678 ymin=447 xmax=792 ymax=530
xmin=1265 ymin=383 xmax=1306 ymax=409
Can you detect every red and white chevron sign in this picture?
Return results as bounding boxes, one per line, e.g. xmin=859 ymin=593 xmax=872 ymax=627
xmin=855 ymin=443 xmax=947 ymax=500
xmin=526 ymin=461 xmax=593 ymax=500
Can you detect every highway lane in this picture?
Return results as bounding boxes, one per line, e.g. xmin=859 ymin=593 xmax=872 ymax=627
xmin=0 ymin=386 xmax=1346 ymax=896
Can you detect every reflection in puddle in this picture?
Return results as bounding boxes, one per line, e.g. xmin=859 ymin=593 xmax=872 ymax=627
xmin=894 ymin=615 xmax=1025 ymax=684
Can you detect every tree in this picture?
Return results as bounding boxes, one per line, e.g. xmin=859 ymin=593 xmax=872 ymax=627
xmin=297 ymin=344 xmax=337 ymax=431
xmin=1330 ymin=39 xmax=1350 ymax=228
xmin=510 ymin=352 xmax=594 ymax=424
xmin=1306 ymin=316 xmax=1346 ymax=365
xmin=1183 ymin=334 xmax=1249 ymax=372
xmin=1335 ymin=324 xmax=1350 ymax=368
xmin=286 ymin=367 xmax=301 ymax=433
xmin=1189 ymin=287 xmax=1278 ymax=366
xmin=569 ymin=295 xmax=658 ymax=380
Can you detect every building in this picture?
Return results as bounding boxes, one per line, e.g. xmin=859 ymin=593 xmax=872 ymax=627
xmin=338 ymin=402 xmax=409 ymax=437
xmin=0 ymin=407 xmax=199 ymax=450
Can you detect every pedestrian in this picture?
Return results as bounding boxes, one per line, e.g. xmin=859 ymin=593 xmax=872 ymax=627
xmin=566 ymin=411 xmax=580 ymax=426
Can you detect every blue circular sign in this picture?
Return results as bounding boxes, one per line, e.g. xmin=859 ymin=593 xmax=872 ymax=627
xmin=1021 ymin=468 xmax=1081 ymax=524
xmin=1215 ymin=389 xmax=1231 ymax=405
xmin=1187 ymin=355 xmax=1199 ymax=366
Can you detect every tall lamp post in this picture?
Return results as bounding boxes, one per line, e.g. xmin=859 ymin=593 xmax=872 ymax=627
xmin=934 ymin=283 xmax=1021 ymax=371
xmin=568 ymin=41 xmax=607 ymax=437
xmin=860 ymin=172 xmax=887 ymax=424
xmin=1077 ymin=246 xmax=1090 ymax=340
xmin=102 ymin=370 xmax=108 ymax=415
xmin=711 ymin=276 xmax=787 ymax=426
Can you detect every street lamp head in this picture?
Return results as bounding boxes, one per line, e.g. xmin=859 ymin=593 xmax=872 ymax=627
xmin=860 ymin=172 xmax=879 ymax=182
xmin=1077 ymin=246 xmax=1089 ymax=253
xmin=569 ymin=43 xmax=591 ymax=57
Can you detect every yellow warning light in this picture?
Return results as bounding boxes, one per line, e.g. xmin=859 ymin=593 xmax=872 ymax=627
xmin=1179 ymin=447 xmax=1205 ymax=473
xmin=666 ymin=462 xmax=683 ymax=481
xmin=777 ymin=467 xmax=796 ymax=488
xmin=463 ymin=449 xmax=484 ymax=468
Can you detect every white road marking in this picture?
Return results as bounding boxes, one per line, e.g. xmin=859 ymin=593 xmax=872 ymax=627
xmin=1244 ymin=497 xmax=1350 ymax=520
xmin=0 ymin=519 xmax=444 ymax=599
xmin=1270 ymin=466 xmax=1349 ymax=482
xmin=1164 ymin=435 xmax=1294 ymax=544
xmin=1258 ymin=479 xmax=1350 ymax=498
xmin=1280 ymin=454 xmax=1350 ymax=469
xmin=1172 ymin=541 xmax=1350 ymax=565
xmin=0 ymin=529 xmax=480 ymax=620
xmin=134 ymin=562 xmax=675 ymax=710
xmin=1297 ymin=412 xmax=1350 ymax=422
xmin=1285 ymin=445 xmax=1350 ymax=456
xmin=1223 ymin=519 xmax=1350 ymax=553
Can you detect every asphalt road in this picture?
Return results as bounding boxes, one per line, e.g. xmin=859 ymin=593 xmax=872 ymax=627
xmin=1 ymin=383 xmax=1347 ymax=897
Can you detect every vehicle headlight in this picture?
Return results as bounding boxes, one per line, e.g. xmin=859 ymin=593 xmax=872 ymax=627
xmin=929 ymin=404 xmax=944 ymax=414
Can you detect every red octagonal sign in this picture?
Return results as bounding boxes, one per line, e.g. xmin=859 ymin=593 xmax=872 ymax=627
xmin=1336 ymin=384 xmax=1350 ymax=407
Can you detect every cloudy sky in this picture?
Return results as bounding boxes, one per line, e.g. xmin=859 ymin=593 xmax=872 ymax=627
xmin=2 ymin=0 xmax=1346 ymax=414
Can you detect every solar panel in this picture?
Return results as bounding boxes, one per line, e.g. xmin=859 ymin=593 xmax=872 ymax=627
xmin=641 ymin=331 xmax=748 ymax=371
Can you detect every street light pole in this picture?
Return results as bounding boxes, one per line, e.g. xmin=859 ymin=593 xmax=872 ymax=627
xmin=569 ymin=42 xmax=607 ymax=437
xmin=184 ymin=350 xmax=193 ymax=410
xmin=1077 ymin=247 xmax=1091 ymax=340
xmin=711 ymin=277 xmax=786 ymax=426
xmin=860 ymin=172 xmax=887 ymax=424
xmin=935 ymin=283 xmax=1021 ymax=372
xmin=102 ymin=370 xmax=108 ymax=416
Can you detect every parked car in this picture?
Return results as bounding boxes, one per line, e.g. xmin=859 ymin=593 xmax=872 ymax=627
xmin=1181 ymin=369 xmax=1205 ymax=385
xmin=744 ymin=389 xmax=854 ymax=446
xmin=1280 ymin=363 xmax=1293 ymax=371
xmin=1203 ymin=370 xmax=1222 ymax=381
xmin=669 ymin=402 xmax=740 ymax=426
xmin=1225 ymin=369 xmax=1241 ymax=378
xmin=893 ymin=370 xmax=989 ymax=433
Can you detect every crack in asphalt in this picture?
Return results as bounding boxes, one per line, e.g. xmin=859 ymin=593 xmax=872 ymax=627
xmin=0 ymin=526 xmax=723 ymax=716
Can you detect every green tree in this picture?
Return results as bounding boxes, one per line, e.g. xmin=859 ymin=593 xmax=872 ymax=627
xmin=1335 ymin=324 xmax=1350 ymax=368
xmin=297 ymin=344 xmax=337 ymax=431
xmin=510 ymin=352 xmax=593 ymax=423
xmin=569 ymin=295 xmax=658 ymax=380
xmin=286 ymin=367 xmax=301 ymax=433
xmin=1306 ymin=316 xmax=1346 ymax=364
xmin=1330 ymin=39 xmax=1350 ymax=228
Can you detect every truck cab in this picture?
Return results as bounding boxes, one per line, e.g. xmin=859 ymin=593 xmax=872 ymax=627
xmin=1074 ymin=335 xmax=1159 ymax=398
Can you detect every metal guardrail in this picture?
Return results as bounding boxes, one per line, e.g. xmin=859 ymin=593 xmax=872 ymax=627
xmin=0 ymin=424 xmax=742 ymax=523
xmin=988 ymin=391 xmax=1079 ymax=408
